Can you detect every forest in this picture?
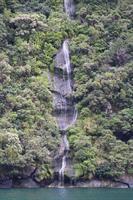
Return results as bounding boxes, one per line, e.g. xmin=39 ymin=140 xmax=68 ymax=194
xmin=0 ymin=0 xmax=133 ymax=186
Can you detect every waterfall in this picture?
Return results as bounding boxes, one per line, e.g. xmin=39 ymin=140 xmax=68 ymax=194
xmin=53 ymin=40 xmax=77 ymax=131
xmin=64 ymin=0 xmax=75 ymax=17
xmin=59 ymin=155 xmax=66 ymax=183
xmin=63 ymin=40 xmax=71 ymax=74
xmin=52 ymin=0 xmax=76 ymax=185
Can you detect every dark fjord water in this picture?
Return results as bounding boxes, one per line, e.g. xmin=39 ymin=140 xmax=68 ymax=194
xmin=0 ymin=188 xmax=133 ymax=200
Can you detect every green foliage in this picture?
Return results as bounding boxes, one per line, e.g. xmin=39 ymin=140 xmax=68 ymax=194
xmin=0 ymin=1 xmax=60 ymax=179
xmin=0 ymin=0 xmax=133 ymax=182
xmin=68 ymin=0 xmax=133 ymax=180
xmin=0 ymin=131 xmax=23 ymax=166
xmin=34 ymin=164 xmax=53 ymax=182
xmin=0 ymin=16 xmax=7 ymax=47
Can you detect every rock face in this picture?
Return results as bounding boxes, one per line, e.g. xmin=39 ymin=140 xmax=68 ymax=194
xmin=0 ymin=177 xmax=13 ymax=188
xmin=76 ymin=180 xmax=128 ymax=188
xmin=50 ymin=0 xmax=77 ymax=185
xmin=117 ymin=175 xmax=133 ymax=188
xmin=52 ymin=39 xmax=77 ymax=184
xmin=19 ymin=166 xmax=36 ymax=179
xmin=51 ymin=41 xmax=76 ymax=182
xmin=76 ymin=175 xmax=133 ymax=188
xmin=13 ymin=178 xmax=39 ymax=188
xmin=0 ymin=172 xmax=133 ymax=188
xmin=52 ymin=40 xmax=77 ymax=131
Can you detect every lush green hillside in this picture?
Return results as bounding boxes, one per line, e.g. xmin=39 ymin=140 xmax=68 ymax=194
xmin=68 ymin=0 xmax=133 ymax=180
xmin=0 ymin=0 xmax=133 ymax=184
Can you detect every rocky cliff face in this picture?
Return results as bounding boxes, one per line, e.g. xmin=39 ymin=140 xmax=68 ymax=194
xmin=50 ymin=0 xmax=77 ymax=185
xmin=0 ymin=0 xmax=133 ymax=187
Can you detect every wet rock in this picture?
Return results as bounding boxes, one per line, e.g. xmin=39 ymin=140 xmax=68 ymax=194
xmin=13 ymin=178 xmax=39 ymax=188
xmin=0 ymin=177 xmax=13 ymax=188
xmin=20 ymin=166 xmax=36 ymax=178
xmin=76 ymin=179 xmax=129 ymax=188
xmin=117 ymin=175 xmax=133 ymax=188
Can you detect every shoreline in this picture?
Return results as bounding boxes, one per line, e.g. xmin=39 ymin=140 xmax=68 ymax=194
xmin=0 ymin=175 xmax=132 ymax=189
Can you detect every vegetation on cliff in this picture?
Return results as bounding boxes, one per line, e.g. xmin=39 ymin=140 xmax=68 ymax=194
xmin=0 ymin=0 xmax=133 ymax=183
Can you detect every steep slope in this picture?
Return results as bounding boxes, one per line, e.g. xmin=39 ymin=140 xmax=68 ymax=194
xmin=0 ymin=0 xmax=61 ymax=186
xmin=68 ymin=0 xmax=133 ymax=182
xmin=0 ymin=0 xmax=133 ymax=187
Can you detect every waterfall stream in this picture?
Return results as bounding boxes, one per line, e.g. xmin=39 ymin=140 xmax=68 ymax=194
xmin=52 ymin=0 xmax=76 ymax=185
xmin=64 ymin=0 xmax=75 ymax=17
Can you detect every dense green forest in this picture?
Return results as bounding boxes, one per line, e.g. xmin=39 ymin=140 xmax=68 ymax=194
xmin=0 ymin=0 xmax=133 ymax=185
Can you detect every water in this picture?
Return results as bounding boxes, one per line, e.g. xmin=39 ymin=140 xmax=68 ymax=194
xmin=0 ymin=188 xmax=132 ymax=200
xmin=53 ymin=40 xmax=76 ymax=182
xmin=53 ymin=39 xmax=76 ymax=182
xmin=63 ymin=40 xmax=71 ymax=74
xmin=64 ymin=0 xmax=75 ymax=17
xmin=51 ymin=0 xmax=77 ymax=182
xmin=53 ymin=40 xmax=76 ymax=131
xmin=59 ymin=156 xmax=66 ymax=182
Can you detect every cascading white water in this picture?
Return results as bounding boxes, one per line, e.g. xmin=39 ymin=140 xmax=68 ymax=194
xmin=63 ymin=40 xmax=71 ymax=74
xmin=63 ymin=40 xmax=72 ymax=97
xmin=53 ymin=40 xmax=77 ymax=131
xmin=64 ymin=0 xmax=75 ymax=17
xmin=55 ymin=39 xmax=76 ymax=184
xmin=59 ymin=155 xmax=66 ymax=183
xmin=51 ymin=0 xmax=76 ymax=184
xmin=58 ymin=133 xmax=70 ymax=183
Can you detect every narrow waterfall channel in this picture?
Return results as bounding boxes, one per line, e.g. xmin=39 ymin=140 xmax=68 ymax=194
xmin=64 ymin=0 xmax=75 ymax=17
xmin=52 ymin=0 xmax=76 ymax=184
